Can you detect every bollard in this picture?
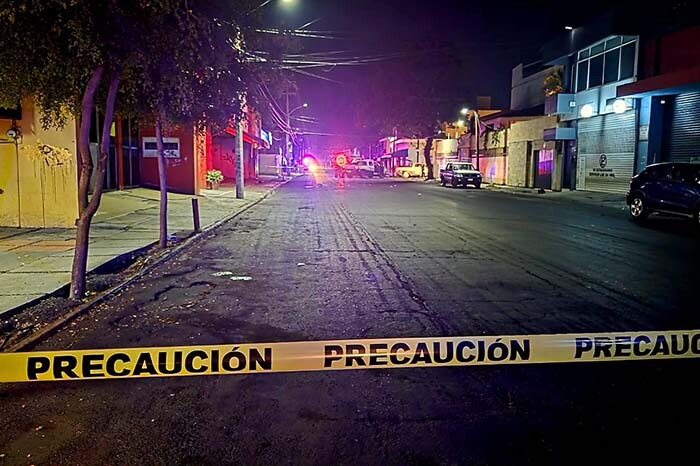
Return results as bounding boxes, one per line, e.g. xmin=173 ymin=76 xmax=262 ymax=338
xmin=191 ymin=198 xmax=201 ymax=232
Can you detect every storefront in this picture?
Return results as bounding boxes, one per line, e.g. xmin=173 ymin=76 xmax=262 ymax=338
xmin=575 ymin=109 xmax=637 ymax=194
xmin=664 ymin=91 xmax=700 ymax=163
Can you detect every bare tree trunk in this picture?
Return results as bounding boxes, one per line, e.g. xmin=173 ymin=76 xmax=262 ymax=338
xmin=155 ymin=111 xmax=168 ymax=249
xmin=69 ymin=68 xmax=121 ymax=300
xmin=424 ymin=137 xmax=434 ymax=180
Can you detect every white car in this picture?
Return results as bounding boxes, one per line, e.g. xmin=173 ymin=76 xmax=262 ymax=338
xmin=395 ymin=162 xmax=425 ymax=178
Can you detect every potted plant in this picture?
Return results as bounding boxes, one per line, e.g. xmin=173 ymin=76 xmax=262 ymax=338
xmin=206 ymin=169 xmax=224 ymax=190
xmin=543 ymin=69 xmax=563 ymax=96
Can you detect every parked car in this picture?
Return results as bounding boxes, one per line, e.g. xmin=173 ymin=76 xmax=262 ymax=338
xmin=626 ymin=162 xmax=700 ymax=224
xmin=395 ymin=162 xmax=425 ymax=178
xmin=346 ymin=159 xmax=384 ymax=178
xmin=439 ymin=162 xmax=482 ymax=188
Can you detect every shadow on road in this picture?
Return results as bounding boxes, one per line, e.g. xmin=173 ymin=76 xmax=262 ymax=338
xmin=633 ymin=215 xmax=699 ymax=238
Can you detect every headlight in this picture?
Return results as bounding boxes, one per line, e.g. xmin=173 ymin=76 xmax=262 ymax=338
xmin=454 ymin=173 xmax=463 ymax=177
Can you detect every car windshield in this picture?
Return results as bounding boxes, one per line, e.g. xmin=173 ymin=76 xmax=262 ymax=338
xmin=453 ymin=163 xmax=475 ymax=170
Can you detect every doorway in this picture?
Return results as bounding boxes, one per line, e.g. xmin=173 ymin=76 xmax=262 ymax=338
xmin=534 ymin=149 xmax=553 ymax=189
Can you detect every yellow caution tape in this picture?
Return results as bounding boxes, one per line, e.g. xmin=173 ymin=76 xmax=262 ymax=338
xmin=1 ymin=330 xmax=699 ymax=383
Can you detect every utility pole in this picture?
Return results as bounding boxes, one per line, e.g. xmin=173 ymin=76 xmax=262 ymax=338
xmin=236 ymin=116 xmax=244 ymax=199
xmin=285 ymin=90 xmax=291 ymax=168
xmin=474 ymin=110 xmax=481 ymax=171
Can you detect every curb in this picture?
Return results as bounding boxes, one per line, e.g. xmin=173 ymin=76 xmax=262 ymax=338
xmin=5 ymin=179 xmax=291 ymax=352
xmin=483 ymin=184 xmax=627 ymax=211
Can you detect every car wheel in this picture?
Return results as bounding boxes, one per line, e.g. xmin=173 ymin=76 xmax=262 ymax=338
xmin=440 ymin=177 xmax=446 ymax=187
xmin=401 ymin=171 xmax=410 ymax=178
xmin=451 ymin=178 xmax=459 ymax=188
xmin=475 ymin=182 xmax=481 ymax=189
xmin=629 ymin=195 xmax=649 ymax=221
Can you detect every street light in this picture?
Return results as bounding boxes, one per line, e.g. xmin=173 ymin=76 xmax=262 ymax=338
xmin=456 ymin=120 xmax=465 ymax=127
xmin=460 ymin=107 xmax=469 ymax=116
xmin=289 ymin=103 xmax=309 ymax=115
xmin=248 ymin=0 xmax=297 ymax=15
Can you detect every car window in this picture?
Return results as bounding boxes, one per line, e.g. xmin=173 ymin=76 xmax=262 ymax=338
xmin=445 ymin=163 xmax=452 ymax=170
xmin=670 ymin=165 xmax=683 ymax=181
xmin=647 ymin=165 xmax=672 ymax=180
xmin=678 ymin=165 xmax=700 ymax=185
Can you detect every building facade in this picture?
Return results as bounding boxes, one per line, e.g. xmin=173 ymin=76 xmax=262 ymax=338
xmin=0 ymin=98 xmax=78 ymax=228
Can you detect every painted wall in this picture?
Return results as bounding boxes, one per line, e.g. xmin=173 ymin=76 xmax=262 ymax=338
xmin=0 ymin=99 xmax=78 ymax=228
xmin=507 ymin=116 xmax=558 ymax=188
xmin=210 ymin=135 xmax=257 ymax=182
xmin=139 ymin=125 xmax=196 ymax=194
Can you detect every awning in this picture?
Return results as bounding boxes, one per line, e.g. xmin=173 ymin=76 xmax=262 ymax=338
xmin=223 ymin=127 xmax=270 ymax=148
xmin=617 ymin=66 xmax=700 ymax=98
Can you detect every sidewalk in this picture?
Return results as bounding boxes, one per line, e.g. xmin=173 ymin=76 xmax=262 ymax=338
xmin=0 ymin=178 xmax=286 ymax=315
xmin=483 ymin=183 xmax=628 ymax=211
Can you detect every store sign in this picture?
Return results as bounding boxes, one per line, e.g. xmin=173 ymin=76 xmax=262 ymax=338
xmin=639 ymin=125 xmax=649 ymax=141
xmin=142 ymin=137 xmax=181 ymax=158
xmin=260 ymin=128 xmax=272 ymax=147
xmin=587 ymin=153 xmax=616 ymax=179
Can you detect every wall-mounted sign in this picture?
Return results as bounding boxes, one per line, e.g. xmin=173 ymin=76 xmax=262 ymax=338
xmin=142 ymin=137 xmax=180 ymax=158
xmin=639 ymin=125 xmax=649 ymax=141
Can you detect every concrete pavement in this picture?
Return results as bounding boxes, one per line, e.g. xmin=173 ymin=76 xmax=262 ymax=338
xmin=0 ymin=179 xmax=285 ymax=314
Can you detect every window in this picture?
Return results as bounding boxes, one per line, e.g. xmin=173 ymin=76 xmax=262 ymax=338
xmin=620 ymin=43 xmax=636 ymax=80
xmin=678 ymin=165 xmax=700 ymax=184
xmin=646 ymin=164 xmax=671 ymax=180
xmin=591 ymin=42 xmax=605 ymax=55
xmin=577 ymin=60 xmax=589 ymax=92
xmin=589 ymin=54 xmax=604 ymax=88
xmin=604 ymin=48 xmax=620 ymax=84
xmin=605 ymin=37 xmax=622 ymax=50
xmin=575 ymin=36 xmax=637 ymax=91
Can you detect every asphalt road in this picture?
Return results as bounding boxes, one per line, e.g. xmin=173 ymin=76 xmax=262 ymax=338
xmin=2 ymin=174 xmax=699 ymax=465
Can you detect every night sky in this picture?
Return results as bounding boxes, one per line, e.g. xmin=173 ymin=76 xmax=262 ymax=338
xmin=261 ymin=0 xmax=618 ymax=155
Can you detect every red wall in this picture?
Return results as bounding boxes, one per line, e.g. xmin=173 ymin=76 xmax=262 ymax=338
xmin=140 ymin=125 xmax=196 ymax=195
xmin=659 ymin=26 xmax=700 ymax=75
xmin=640 ymin=26 xmax=700 ymax=78
xmin=210 ymin=135 xmax=257 ymax=182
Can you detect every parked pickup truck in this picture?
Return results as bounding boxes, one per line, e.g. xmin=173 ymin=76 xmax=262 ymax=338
xmin=440 ymin=162 xmax=482 ymax=188
xmin=395 ymin=162 xmax=425 ymax=178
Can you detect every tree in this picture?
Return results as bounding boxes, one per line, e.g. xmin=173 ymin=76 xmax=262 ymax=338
xmin=0 ymin=1 xmax=139 ymax=299
xmin=0 ymin=0 xmax=251 ymax=298
xmin=121 ymin=1 xmax=249 ymax=248
xmin=424 ymin=137 xmax=435 ymax=180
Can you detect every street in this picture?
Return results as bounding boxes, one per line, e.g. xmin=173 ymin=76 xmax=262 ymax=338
xmin=1 ymin=174 xmax=700 ymax=465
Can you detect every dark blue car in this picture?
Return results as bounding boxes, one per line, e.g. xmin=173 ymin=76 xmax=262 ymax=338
xmin=626 ymin=162 xmax=700 ymax=225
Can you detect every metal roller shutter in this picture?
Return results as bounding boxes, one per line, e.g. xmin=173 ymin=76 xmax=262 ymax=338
xmin=577 ymin=111 xmax=636 ymax=193
xmin=668 ymin=92 xmax=700 ymax=163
